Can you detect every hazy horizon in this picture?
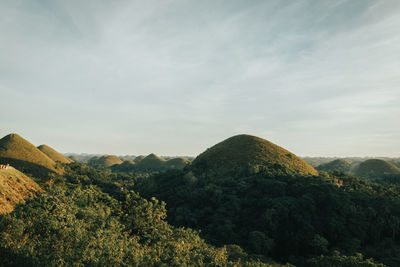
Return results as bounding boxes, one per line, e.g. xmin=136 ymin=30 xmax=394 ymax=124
xmin=1 ymin=0 xmax=400 ymax=157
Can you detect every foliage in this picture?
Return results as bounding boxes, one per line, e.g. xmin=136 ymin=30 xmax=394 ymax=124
xmin=308 ymin=251 xmax=386 ymax=267
xmin=0 ymin=164 xmax=285 ymax=266
xmin=135 ymin=169 xmax=400 ymax=266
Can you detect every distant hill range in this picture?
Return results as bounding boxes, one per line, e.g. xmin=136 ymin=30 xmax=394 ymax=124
xmin=83 ymin=152 xmax=190 ymax=172
xmin=303 ymin=156 xmax=400 ymax=168
xmin=0 ymin=133 xmax=65 ymax=177
xmin=0 ymin=166 xmax=42 ymax=214
xmin=191 ymin=134 xmax=318 ymax=177
xmin=313 ymin=157 xmax=400 ymax=179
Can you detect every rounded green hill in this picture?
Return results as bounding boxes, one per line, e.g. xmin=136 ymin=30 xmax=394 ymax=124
xmin=0 ymin=133 xmax=59 ymax=175
xmin=353 ymin=159 xmax=400 ymax=178
xmin=136 ymin=153 xmax=166 ymax=171
xmin=165 ymin=157 xmax=190 ymax=169
xmin=191 ymin=134 xmax=318 ymax=177
xmin=89 ymin=155 xmax=123 ymax=168
xmin=316 ymin=159 xmax=351 ymax=173
xmin=37 ymin=144 xmax=72 ymax=164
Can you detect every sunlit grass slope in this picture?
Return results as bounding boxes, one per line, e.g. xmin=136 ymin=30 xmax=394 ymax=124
xmin=0 ymin=168 xmax=42 ymax=214
xmin=89 ymin=154 xmax=123 ymax=168
xmin=37 ymin=144 xmax=72 ymax=164
xmin=0 ymin=133 xmax=59 ymax=175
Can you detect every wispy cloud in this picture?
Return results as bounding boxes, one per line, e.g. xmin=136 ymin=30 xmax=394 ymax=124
xmin=1 ymin=0 xmax=399 ymax=156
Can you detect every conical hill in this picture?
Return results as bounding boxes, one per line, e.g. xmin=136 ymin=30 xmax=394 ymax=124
xmin=38 ymin=144 xmax=72 ymax=164
xmin=316 ymin=159 xmax=351 ymax=173
xmin=0 ymin=133 xmax=59 ymax=175
xmin=165 ymin=157 xmax=190 ymax=169
xmin=136 ymin=153 xmax=166 ymax=171
xmin=353 ymin=159 xmax=400 ymax=178
xmin=88 ymin=155 xmax=123 ymax=168
xmin=191 ymin=134 xmax=318 ymax=177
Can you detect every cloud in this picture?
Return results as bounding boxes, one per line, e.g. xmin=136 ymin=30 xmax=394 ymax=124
xmin=0 ymin=0 xmax=399 ymax=156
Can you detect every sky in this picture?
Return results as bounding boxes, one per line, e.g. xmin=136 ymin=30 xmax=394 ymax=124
xmin=1 ymin=0 xmax=400 ymax=157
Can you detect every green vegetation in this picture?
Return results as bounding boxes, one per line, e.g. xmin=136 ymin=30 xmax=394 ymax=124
xmin=37 ymin=144 xmax=72 ymax=164
xmin=136 ymin=169 xmax=400 ymax=266
xmin=316 ymin=159 xmax=351 ymax=173
xmin=0 ymin=164 xmax=287 ymax=266
xmin=191 ymin=134 xmax=318 ymax=177
xmin=353 ymin=159 xmax=400 ymax=179
xmin=2 ymin=133 xmax=400 ymax=266
xmin=0 ymin=134 xmax=60 ymax=176
xmin=0 ymin=168 xmax=42 ymax=214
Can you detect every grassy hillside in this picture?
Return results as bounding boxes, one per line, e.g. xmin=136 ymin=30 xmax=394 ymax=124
xmin=88 ymin=155 xmax=123 ymax=168
xmin=0 ymin=133 xmax=59 ymax=176
xmin=191 ymin=134 xmax=318 ymax=177
xmin=0 ymin=168 xmax=42 ymax=214
xmin=111 ymin=160 xmax=136 ymax=172
xmin=165 ymin=157 xmax=190 ymax=169
xmin=353 ymin=159 xmax=400 ymax=178
xmin=135 ymin=153 xmax=166 ymax=171
xmin=134 ymin=155 xmax=145 ymax=163
xmin=37 ymin=144 xmax=72 ymax=164
xmin=316 ymin=159 xmax=351 ymax=173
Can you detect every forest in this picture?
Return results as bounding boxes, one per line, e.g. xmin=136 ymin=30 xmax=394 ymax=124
xmin=1 ymin=133 xmax=400 ymax=266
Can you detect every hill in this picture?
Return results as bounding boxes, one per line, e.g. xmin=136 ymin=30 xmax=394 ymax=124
xmin=135 ymin=153 xmax=166 ymax=171
xmin=68 ymin=155 xmax=81 ymax=162
xmin=111 ymin=160 xmax=136 ymax=172
xmin=191 ymin=134 xmax=318 ymax=177
xmin=0 ymin=133 xmax=59 ymax=176
xmin=88 ymin=155 xmax=123 ymax=168
xmin=0 ymin=167 xmax=42 ymax=214
xmin=316 ymin=159 xmax=351 ymax=173
xmin=353 ymin=159 xmax=400 ymax=178
xmin=165 ymin=157 xmax=190 ymax=169
xmin=37 ymin=144 xmax=72 ymax=164
xmin=134 ymin=155 xmax=145 ymax=163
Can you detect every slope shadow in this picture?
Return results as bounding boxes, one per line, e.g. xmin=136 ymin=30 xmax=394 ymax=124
xmin=0 ymin=157 xmax=56 ymax=179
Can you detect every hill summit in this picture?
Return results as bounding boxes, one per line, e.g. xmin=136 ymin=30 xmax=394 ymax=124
xmin=136 ymin=153 xmax=166 ymax=171
xmin=191 ymin=134 xmax=318 ymax=177
xmin=37 ymin=144 xmax=72 ymax=164
xmin=0 ymin=133 xmax=59 ymax=175
xmin=353 ymin=159 xmax=400 ymax=178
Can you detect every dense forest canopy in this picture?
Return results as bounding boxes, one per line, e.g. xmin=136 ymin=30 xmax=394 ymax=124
xmin=1 ymin=133 xmax=400 ymax=266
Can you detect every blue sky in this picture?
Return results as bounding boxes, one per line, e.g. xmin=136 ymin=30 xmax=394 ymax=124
xmin=1 ymin=0 xmax=399 ymax=156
